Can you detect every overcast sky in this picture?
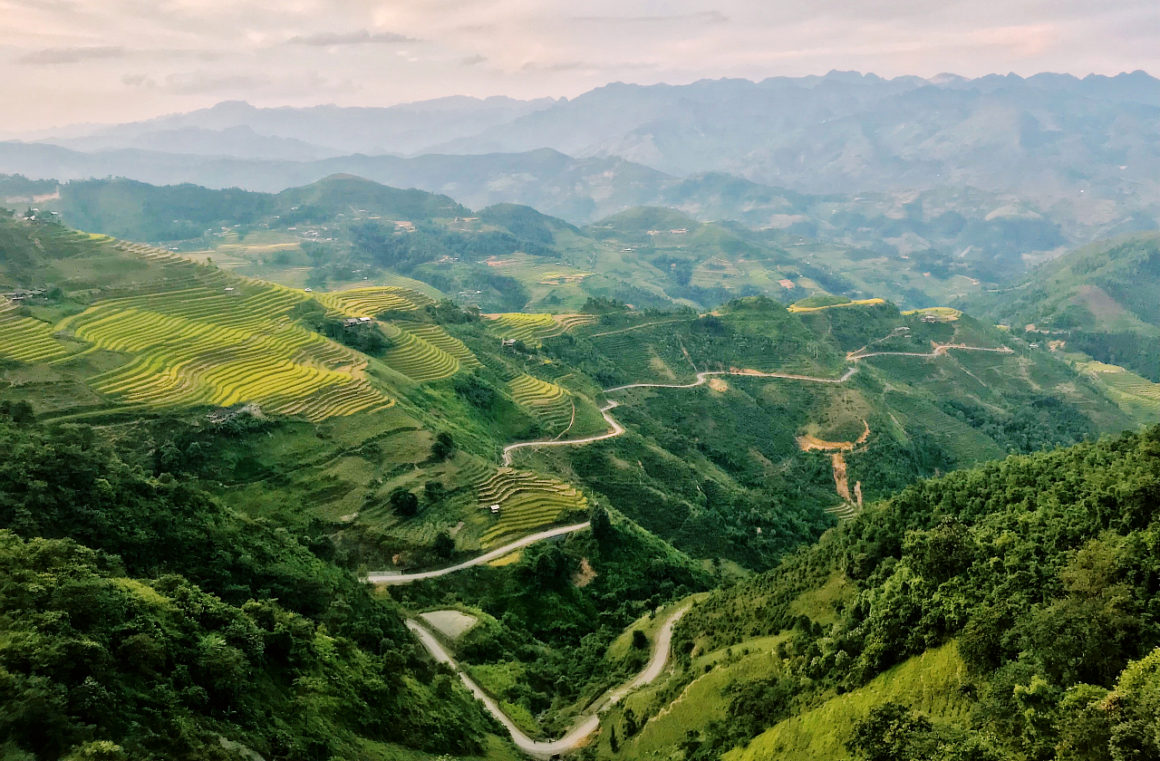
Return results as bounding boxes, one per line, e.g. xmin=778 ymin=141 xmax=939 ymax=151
xmin=2 ymin=0 xmax=1157 ymax=133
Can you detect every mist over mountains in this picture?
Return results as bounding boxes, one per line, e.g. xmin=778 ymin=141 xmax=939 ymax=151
xmin=3 ymin=70 xmax=1158 ymax=211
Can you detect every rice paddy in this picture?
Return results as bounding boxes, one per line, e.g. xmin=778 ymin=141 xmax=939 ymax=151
xmin=380 ymin=324 xmax=463 ymax=382
xmin=508 ymin=374 xmax=574 ymax=433
xmin=55 ymin=279 xmax=393 ymax=420
xmin=788 ymin=297 xmax=887 ymax=313
xmin=0 ymin=301 xmax=71 ymax=364
xmin=475 ymin=467 xmax=589 ymax=547
xmin=395 ymin=321 xmax=483 ymax=370
xmin=316 ymin=286 xmax=433 ymax=317
xmin=485 ymin=312 xmax=597 ymax=343
xmin=1081 ymin=361 xmax=1160 ymax=414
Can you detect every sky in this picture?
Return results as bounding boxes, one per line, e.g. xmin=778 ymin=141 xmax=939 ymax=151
xmin=2 ymin=0 xmax=1158 ymax=133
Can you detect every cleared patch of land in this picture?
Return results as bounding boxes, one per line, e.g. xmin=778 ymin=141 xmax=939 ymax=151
xmin=419 ymin=609 xmax=479 ymax=640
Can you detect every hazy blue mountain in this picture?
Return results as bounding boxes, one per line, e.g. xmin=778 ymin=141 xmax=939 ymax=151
xmin=425 ymin=71 xmax=1160 ymax=205
xmin=39 ymin=96 xmax=557 ymax=158
xmin=50 ymin=125 xmax=341 ymax=162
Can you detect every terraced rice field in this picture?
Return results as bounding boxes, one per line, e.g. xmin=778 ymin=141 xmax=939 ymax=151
xmin=475 ymin=467 xmax=589 ymax=547
xmin=0 ymin=301 xmax=71 ymax=363
xmin=788 ymin=298 xmax=886 ymax=313
xmin=57 ymin=282 xmax=392 ymax=420
xmin=508 ymin=374 xmax=573 ymax=433
xmin=1082 ymin=361 xmax=1160 ymax=413
xmin=485 ymin=312 xmax=557 ymax=342
xmin=902 ymin=306 xmax=962 ymax=321
xmin=553 ymin=313 xmax=597 ymax=332
xmin=380 ymin=324 xmax=463 ymax=382
xmin=316 ymin=286 xmax=432 ymax=317
xmin=485 ymin=312 xmax=597 ymax=343
xmin=396 ymin=322 xmax=482 ymax=370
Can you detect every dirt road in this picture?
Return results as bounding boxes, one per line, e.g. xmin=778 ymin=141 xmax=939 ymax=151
xmin=406 ymin=603 xmax=689 ymax=758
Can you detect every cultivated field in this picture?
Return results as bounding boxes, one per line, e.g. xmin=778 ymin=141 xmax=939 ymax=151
xmin=508 ymin=374 xmax=574 ymax=433
xmin=316 ymin=286 xmax=433 ymax=317
xmin=475 ymin=466 xmax=589 ymax=547
xmin=0 ymin=301 xmax=70 ymax=364
xmin=55 ymin=272 xmax=393 ymax=420
xmin=484 ymin=312 xmax=596 ymax=343
xmin=380 ymin=323 xmax=463 ymax=382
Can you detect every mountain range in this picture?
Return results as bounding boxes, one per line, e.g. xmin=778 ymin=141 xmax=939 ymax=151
xmin=4 ymin=71 xmax=1159 ymax=216
xmin=2 ymin=68 xmax=1160 ymax=761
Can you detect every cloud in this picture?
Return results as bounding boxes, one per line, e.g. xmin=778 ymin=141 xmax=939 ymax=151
xmin=123 ymin=71 xmax=269 ymax=95
xmin=571 ymin=11 xmax=728 ymax=25
xmin=461 ymin=54 xmax=487 ymax=66
xmin=520 ymin=59 xmax=657 ymax=73
xmin=17 ymin=46 xmax=125 ymax=64
xmin=287 ymin=29 xmax=416 ymax=46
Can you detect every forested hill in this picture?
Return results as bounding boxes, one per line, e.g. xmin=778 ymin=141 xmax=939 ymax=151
xmin=0 ymin=414 xmax=501 ymax=760
xmin=605 ymin=426 xmax=1160 ymax=761
xmin=972 ymin=233 xmax=1160 ymax=383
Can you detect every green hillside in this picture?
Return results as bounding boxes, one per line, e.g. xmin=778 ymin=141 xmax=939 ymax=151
xmin=977 ymin=233 xmax=1160 ymax=334
xmin=972 ymin=234 xmax=1160 ymax=382
xmin=604 ymin=426 xmax=1160 ymax=761
xmin=1 ymin=210 xmax=1157 ymax=759
xmin=35 ymin=175 xmax=982 ymax=313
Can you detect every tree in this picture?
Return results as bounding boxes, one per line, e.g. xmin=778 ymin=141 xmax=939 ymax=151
xmin=424 ymin=480 xmax=446 ymax=505
xmin=590 ymin=505 xmax=613 ymax=542
xmin=389 ymin=488 xmax=419 ymax=517
xmin=431 ymin=432 xmax=456 ymax=462
xmin=433 ymin=531 xmax=455 ymax=560
xmin=632 ymin=630 xmax=648 ymax=650
xmin=846 ymin=703 xmax=937 ymax=761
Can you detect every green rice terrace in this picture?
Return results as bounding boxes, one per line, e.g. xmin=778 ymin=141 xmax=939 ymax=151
xmin=485 ymin=311 xmax=596 ymax=343
xmin=508 ymin=374 xmax=575 ymax=434
xmin=475 ymin=466 xmax=590 ymax=547
xmin=315 ymin=284 xmax=433 ymax=316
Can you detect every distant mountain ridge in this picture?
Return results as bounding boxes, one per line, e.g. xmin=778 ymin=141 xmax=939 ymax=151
xmin=39 ymin=95 xmax=559 ymax=158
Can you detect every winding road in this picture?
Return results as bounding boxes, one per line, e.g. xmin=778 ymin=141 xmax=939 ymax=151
xmin=502 ymin=401 xmax=625 ymax=466
xmin=407 ymin=604 xmax=689 ymax=758
xmin=366 ymin=522 xmax=591 ymax=584
xmin=369 ymin=341 xmax=1014 ymax=587
xmin=381 ymin=336 xmax=1016 ymax=756
xmin=850 ymin=343 xmax=1014 ymax=361
xmin=604 ymin=365 xmax=859 ymax=394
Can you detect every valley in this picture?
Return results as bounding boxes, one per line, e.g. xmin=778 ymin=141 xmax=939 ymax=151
xmin=3 ymin=66 xmax=1160 ymax=759
xmin=3 ymin=197 xmax=1156 ymax=760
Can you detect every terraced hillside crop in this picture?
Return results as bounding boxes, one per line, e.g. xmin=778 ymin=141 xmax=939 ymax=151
xmin=554 ymin=313 xmax=598 ymax=332
xmin=1082 ymin=361 xmax=1160 ymax=415
xmin=485 ymin=312 xmax=595 ymax=343
xmin=317 ymin=286 xmax=433 ymax=317
xmin=507 ymin=374 xmax=574 ymax=433
xmin=0 ymin=301 xmax=71 ymax=364
xmin=475 ymin=467 xmax=589 ymax=547
xmin=56 ymin=281 xmax=392 ymax=420
xmin=788 ymin=297 xmax=886 ymax=313
xmin=380 ymin=324 xmax=463 ymax=382
xmin=485 ymin=312 xmax=558 ymax=342
xmin=396 ymin=321 xmax=482 ymax=370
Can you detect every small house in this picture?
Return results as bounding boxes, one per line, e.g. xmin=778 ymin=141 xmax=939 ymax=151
xmin=489 ymin=504 xmax=501 ymax=515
